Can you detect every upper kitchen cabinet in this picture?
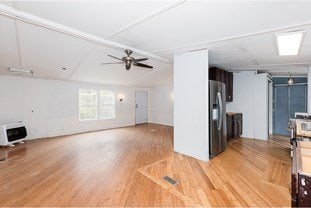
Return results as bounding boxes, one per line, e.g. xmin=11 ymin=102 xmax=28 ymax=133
xmin=209 ymin=66 xmax=217 ymax=81
xmin=209 ymin=67 xmax=225 ymax=83
xmin=209 ymin=67 xmax=233 ymax=102
xmin=225 ymin=71 xmax=233 ymax=102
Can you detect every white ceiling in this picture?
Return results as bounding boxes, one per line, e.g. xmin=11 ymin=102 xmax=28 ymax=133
xmin=111 ymin=1 xmax=311 ymax=52
xmin=10 ymin=1 xmax=172 ymax=38
xmin=1 ymin=1 xmax=311 ymax=87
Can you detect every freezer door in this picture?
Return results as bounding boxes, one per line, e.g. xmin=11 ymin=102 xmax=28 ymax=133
xmin=220 ymin=82 xmax=227 ymax=152
xmin=209 ymin=81 xmax=221 ymax=158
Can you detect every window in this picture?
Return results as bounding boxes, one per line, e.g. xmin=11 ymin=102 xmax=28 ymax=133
xmin=99 ymin=91 xmax=115 ymax=119
xmin=79 ymin=89 xmax=115 ymax=121
xmin=79 ymin=89 xmax=98 ymax=121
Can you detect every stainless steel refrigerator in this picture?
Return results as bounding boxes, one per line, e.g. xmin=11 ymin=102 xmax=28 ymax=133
xmin=209 ymin=80 xmax=227 ymax=158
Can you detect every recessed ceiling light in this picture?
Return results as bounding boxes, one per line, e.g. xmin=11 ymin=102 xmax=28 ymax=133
xmin=276 ymin=31 xmax=304 ymax=56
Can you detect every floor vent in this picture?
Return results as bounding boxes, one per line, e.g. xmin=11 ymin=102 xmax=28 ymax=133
xmin=163 ymin=176 xmax=178 ymax=186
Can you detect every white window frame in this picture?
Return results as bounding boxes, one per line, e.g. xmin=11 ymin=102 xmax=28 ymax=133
xmin=79 ymin=89 xmax=98 ymax=121
xmin=99 ymin=90 xmax=116 ymax=120
xmin=78 ymin=89 xmax=116 ymax=121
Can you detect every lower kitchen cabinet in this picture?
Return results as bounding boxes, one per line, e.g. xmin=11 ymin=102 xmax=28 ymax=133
xmin=233 ymin=113 xmax=243 ymax=138
xmin=226 ymin=114 xmax=234 ymax=140
xmin=227 ymin=113 xmax=243 ymax=140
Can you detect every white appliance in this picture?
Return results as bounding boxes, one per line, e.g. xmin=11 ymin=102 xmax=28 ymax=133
xmin=0 ymin=122 xmax=27 ymax=146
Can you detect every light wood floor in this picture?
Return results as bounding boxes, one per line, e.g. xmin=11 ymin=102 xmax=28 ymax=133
xmin=0 ymin=124 xmax=291 ymax=207
xmin=269 ymin=134 xmax=291 ymax=148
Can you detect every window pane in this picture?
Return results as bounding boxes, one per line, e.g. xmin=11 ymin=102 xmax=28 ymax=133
xmin=99 ymin=91 xmax=115 ymax=119
xmin=99 ymin=105 xmax=115 ymax=119
xmin=79 ymin=89 xmax=98 ymax=121
xmin=79 ymin=89 xmax=97 ymax=105
xmin=79 ymin=106 xmax=97 ymax=120
xmin=99 ymin=91 xmax=114 ymax=105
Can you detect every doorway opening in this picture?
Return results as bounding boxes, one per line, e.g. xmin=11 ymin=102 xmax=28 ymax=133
xmin=270 ymin=77 xmax=307 ymax=145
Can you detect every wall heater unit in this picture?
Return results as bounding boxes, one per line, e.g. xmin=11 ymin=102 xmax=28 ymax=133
xmin=0 ymin=122 xmax=27 ymax=146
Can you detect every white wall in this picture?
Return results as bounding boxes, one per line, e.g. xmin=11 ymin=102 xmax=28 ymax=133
xmin=226 ymin=71 xmax=269 ymax=140
xmin=148 ymin=85 xmax=174 ymax=126
xmin=174 ymin=49 xmax=209 ymax=162
xmin=308 ymin=67 xmax=311 ymax=113
xmin=0 ymin=75 xmax=149 ymax=139
xmin=268 ymin=81 xmax=273 ymax=135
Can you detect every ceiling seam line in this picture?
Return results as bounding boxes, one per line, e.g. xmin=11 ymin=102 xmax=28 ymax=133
xmin=239 ymin=46 xmax=258 ymax=65
xmin=105 ymin=0 xmax=186 ymax=39
xmin=14 ymin=19 xmax=24 ymax=67
xmin=0 ymin=4 xmax=171 ymax=63
xmin=225 ymin=67 xmax=309 ymax=73
xmin=124 ymin=64 xmax=172 ymax=86
xmin=12 ymin=0 xmax=23 ymax=67
xmin=66 ymin=46 xmax=99 ymax=81
xmin=249 ymin=62 xmax=311 ymax=67
xmin=149 ymin=21 xmax=311 ymax=54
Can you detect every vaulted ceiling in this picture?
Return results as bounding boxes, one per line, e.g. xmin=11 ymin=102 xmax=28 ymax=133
xmin=1 ymin=1 xmax=311 ymax=87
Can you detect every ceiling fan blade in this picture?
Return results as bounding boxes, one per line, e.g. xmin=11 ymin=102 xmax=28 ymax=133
xmin=100 ymin=62 xmax=123 ymax=65
xmin=132 ymin=67 xmax=153 ymax=71
xmin=107 ymin=55 xmax=123 ymax=61
xmin=133 ymin=62 xmax=153 ymax=69
xmin=134 ymin=58 xmax=148 ymax=63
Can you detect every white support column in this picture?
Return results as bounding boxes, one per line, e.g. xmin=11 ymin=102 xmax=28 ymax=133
xmin=173 ymin=49 xmax=209 ymax=161
xmin=308 ymin=67 xmax=311 ymax=113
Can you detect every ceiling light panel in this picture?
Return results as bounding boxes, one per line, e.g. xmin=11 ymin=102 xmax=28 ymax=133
xmin=276 ymin=31 xmax=304 ymax=56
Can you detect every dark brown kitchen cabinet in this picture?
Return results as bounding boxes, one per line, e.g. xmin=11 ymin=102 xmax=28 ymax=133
xmin=226 ymin=114 xmax=234 ymax=141
xmin=209 ymin=67 xmax=225 ymax=83
xmin=209 ymin=67 xmax=233 ymax=102
xmin=233 ymin=113 xmax=242 ymax=138
xmin=209 ymin=67 xmax=217 ymax=81
xmin=227 ymin=113 xmax=242 ymax=140
xmin=226 ymin=72 xmax=233 ymax=102
xmin=216 ymin=68 xmax=226 ymax=83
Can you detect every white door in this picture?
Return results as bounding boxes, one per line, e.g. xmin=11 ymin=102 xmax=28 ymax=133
xmin=135 ymin=91 xmax=148 ymax=124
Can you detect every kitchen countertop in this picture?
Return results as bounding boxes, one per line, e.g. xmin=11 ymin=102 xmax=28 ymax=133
xmin=226 ymin=112 xmax=241 ymax=116
xmin=299 ymin=141 xmax=311 ymax=174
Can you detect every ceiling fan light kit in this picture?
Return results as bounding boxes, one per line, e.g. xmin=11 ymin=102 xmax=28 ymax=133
xmin=101 ymin=49 xmax=153 ymax=70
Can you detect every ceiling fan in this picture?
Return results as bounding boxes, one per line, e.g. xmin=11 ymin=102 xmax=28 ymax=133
xmin=101 ymin=49 xmax=153 ymax=70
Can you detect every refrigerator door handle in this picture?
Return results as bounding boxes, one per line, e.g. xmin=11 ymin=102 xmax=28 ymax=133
xmin=217 ymin=92 xmax=223 ymax=131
